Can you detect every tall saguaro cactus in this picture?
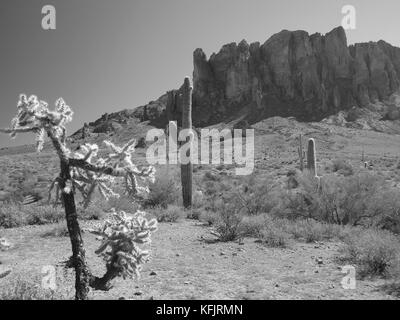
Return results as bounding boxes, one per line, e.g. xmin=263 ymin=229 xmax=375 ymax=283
xmin=307 ymin=138 xmax=317 ymax=177
xmin=181 ymin=77 xmax=193 ymax=208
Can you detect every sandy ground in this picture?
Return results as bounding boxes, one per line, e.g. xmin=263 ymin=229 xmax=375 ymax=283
xmin=0 ymin=219 xmax=397 ymax=300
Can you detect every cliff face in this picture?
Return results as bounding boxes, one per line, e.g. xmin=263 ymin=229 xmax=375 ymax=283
xmin=190 ymin=26 xmax=400 ymax=125
xmin=74 ymin=26 xmax=400 ymax=137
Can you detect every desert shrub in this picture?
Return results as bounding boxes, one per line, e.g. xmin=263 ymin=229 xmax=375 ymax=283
xmin=204 ymin=173 xmax=278 ymax=216
xmin=199 ymin=210 xmax=219 ymax=226
xmin=0 ymin=204 xmax=25 ymax=228
xmin=0 ymin=204 xmax=64 ymax=228
xmin=240 ymin=214 xmax=291 ymax=247
xmin=346 ymin=107 xmax=363 ymax=122
xmin=78 ymin=199 xmax=109 ymax=221
xmin=4 ymin=169 xmax=40 ymax=203
xmin=281 ymin=172 xmax=399 ymax=227
xmin=150 ymin=205 xmax=184 ymax=223
xmin=191 ymin=190 xmax=205 ymax=209
xmin=105 ymin=194 xmax=139 ymax=213
xmin=186 ymin=208 xmax=203 ymax=220
xmin=211 ymin=199 xmax=244 ymax=242
xmin=240 ymin=215 xmax=270 ymax=237
xmin=330 ymin=159 xmax=354 ymax=176
xmin=259 ymin=225 xmax=291 ymax=248
xmin=203 ymin=171 xmax=221 ymax=182
xmin=24 ymin=205 xmax=65 ymax=226
xmin=232 ymin=174 xmax=278 ymax=216
xmin=384 ymin=105 xmax=400 ymax=120
xmin=340 ymin=228 xmax=400 ymax=278
xmin=0 ymin=277 xmax=69 ymax=300
xmin=286 ymin=219 xmax=345 ymax=243
xmin=41 ymin=222 xmax=69 ymax=238
xmin=144 ymin=172 xmax=179 ymax=209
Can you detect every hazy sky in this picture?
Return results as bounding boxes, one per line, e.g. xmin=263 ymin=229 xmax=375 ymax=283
xmin=1 ymin=0 xmax=399 ymax=147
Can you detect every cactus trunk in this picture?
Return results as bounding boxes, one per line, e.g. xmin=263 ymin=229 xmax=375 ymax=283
xmin=298 ymin=134 xmax=304 ymax=171
xmin=180 ymin=77 xmax=193 ymax=208
xmin=307 ymin=138 xmax=317 ymax=176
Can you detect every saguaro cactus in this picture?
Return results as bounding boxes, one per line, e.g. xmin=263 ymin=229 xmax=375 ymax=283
xmin=307 ymin=138 xmax=317 ymax=177
xmin=180 ymin=77 xmax=193 ymax=208
xmin=298 ymin=134 xmax=304 ymax=171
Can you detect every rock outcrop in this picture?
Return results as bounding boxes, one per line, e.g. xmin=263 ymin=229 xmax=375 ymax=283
xmin=74 ymin=26 xmax=400 ymax=136
xmin=189 ymin=26 xmax=400 ymax=124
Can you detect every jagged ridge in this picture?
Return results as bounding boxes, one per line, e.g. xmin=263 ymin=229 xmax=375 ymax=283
xmin=73 ymin=26 xmax=400 ymax=138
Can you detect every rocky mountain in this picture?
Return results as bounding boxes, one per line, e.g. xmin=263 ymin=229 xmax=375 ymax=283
xmin=72 ymin=26 xmax=400 ymax=139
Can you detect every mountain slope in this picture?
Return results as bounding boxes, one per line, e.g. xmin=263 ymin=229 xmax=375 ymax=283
xmin=72 ymin=26 xmax=400 ymax=140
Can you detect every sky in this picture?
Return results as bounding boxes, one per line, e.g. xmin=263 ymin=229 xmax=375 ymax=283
xmin=1 ymin=0 xmax=400 ymax=147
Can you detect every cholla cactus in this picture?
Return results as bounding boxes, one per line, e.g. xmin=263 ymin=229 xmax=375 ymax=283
xmin=6 ymin=94 xmax=73 ymax=153
xmin=1 ymin=94 xmax=157 ymax=300
xmin=87 ymin=210 xmax=157 ymax=289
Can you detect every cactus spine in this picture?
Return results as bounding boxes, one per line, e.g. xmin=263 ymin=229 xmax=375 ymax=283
xmin=181 ymin=77 xmax=193 ymax=208
xmin=307 ymin=138 xmax=317 ymax=177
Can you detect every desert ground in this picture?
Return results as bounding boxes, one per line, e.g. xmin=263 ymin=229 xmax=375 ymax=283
xmin=1 ymin=116 xmax=400 ymax=300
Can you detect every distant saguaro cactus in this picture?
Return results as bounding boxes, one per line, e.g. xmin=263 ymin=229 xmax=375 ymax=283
xmin=307 ymin=138 xmax=317 ymax=176
xmin=298 ymin=134 xmax=304 ymax=171
xmin=180 ymin=77 xmax=193 ymax=208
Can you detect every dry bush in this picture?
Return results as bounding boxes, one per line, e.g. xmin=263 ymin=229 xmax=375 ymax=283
xmin=232 ymin=174 xmax=278 ymax=216
xmin=0 ymin=276 xmax=70 ymax=300
xmin=0 ymin=204 xmax=64 ymax=228
xmin=285 ymin=219 xmax=349 ymax=243
xmin=329 ymin=159 xmax=354 ymax=176
xmin=259 ymin=225 xmax=291 ymax=248
xmin=41 ymin=222 xmax=69 ymax=238
xmin=0 ymin=204 xmax=25 ymax=228
xmin=340 ymin=228 xmax=400 ymax=278
xmin=24 ymin=205 xmax=65 ymax=226
xmin=199 ymin=210 xmax=219 ymax=226
xmin=150 ymin=204 xmax=185 ymax=223
xmin=281 ymin=171 xmax=400 ymax=228
xmin=203 ymin=171 xmax=221 ymax=182
xmin=211 ymin=199 xmax=244 ymax=242
xmin=144 ymin=171 xmax=180 ymax=209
